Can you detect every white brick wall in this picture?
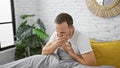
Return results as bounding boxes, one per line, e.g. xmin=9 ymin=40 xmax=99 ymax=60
xmin=14 ymin=0 xmax=120 ymax=41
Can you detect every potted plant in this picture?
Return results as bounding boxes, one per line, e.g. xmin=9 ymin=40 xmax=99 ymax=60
xmin=15 ymin=14 xmax=48 ymax=60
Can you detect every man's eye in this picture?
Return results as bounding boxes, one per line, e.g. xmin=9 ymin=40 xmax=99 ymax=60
xmin=61 ymin=32 xmax=66 ymax=34
xmin=57 ymin=32 xmax=66 ymax=35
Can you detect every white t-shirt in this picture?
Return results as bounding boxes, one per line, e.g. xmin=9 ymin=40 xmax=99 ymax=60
xmin=48 ymin=29 xmax=92 ymax=55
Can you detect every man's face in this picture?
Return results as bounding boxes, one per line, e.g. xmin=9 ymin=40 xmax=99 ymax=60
xmin=55 ymin=22 xmax=72 ymax=39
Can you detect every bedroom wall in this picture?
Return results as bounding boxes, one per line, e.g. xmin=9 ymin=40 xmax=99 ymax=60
xmin=14 ymin=0 xmax=120 ymax=41
xmin=0 ymin=48 xmax=15 ymax=65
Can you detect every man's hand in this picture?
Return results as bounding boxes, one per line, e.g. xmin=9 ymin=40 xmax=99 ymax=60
xmin=62 ymin=43 xmax=74 ymax=53
xmin=55 ymin=35 xmax=69 ymax=47
xmin=42 ymin=34 xmax=69 ymax=55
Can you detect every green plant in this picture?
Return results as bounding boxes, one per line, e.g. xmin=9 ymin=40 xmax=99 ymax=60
xmin=15 ymin=14 xmax=48 ymax=60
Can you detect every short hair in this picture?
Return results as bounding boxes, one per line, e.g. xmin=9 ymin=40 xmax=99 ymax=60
xmin=55 ymin=13 xmax=73 ymax=27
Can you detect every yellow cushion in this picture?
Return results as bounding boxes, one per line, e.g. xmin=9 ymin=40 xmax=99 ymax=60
xmin=90 ymin=39 xmax=120 ymax=68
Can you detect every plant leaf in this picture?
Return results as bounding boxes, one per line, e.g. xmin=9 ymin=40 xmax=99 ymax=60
xmin=33 ymin=28 xmax=48 ymax=40
xmin=16 ymin=25 xmax=32 ymax=40
xmin=36 ymin=19 xmax=46 ymax=32
xmin=20 ymin=14 xmax=35 ymax=20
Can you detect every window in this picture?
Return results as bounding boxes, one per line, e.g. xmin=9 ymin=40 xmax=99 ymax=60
xmin=0 ymin=0 xmax=15 ymax=50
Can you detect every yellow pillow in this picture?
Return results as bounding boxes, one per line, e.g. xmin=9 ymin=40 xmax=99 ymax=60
xmin=90 ymin=39 xmax=120 ymax=68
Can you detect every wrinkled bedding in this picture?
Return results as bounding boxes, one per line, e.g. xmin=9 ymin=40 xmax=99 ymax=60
xmin=0 ymin=48 xmax=115 ymax=68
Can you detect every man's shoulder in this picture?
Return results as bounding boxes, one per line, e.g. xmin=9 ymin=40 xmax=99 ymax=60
xmin=51 ymin=31 xmax=57 ymax=36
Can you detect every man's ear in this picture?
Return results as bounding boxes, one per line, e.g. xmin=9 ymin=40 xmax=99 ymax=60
xmin=72 ymin=25 xmax=74 ymax=29
xmin=70 ymin=25 xmax=74 ymax=31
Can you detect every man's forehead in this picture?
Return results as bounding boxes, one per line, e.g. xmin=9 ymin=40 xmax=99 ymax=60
xmin=56 ymin=29 xmax=68 ymax=32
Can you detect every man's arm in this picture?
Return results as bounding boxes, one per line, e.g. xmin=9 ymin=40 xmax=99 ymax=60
xmin=62 ymin=44 xmax=96 ymax=66
xmin=81 ymin=51 xmax=96 ymax=65
xmin=68 ymin=51 xmax=96 ymax=66
xmin=42 ymin=42 xmax=58 ymax=55
xmin=42 ymin=35 xmax=68 ymax=55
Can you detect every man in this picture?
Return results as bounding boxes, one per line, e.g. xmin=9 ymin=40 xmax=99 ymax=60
xmin=0 ymin=13 xmax=115 ymax=68
xmin=42 ymin=13 xmax=96 ymax=66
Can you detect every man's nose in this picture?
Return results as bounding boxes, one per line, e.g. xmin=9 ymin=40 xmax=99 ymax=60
xmin=57 ymin=33 xmax=63 ymax=37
